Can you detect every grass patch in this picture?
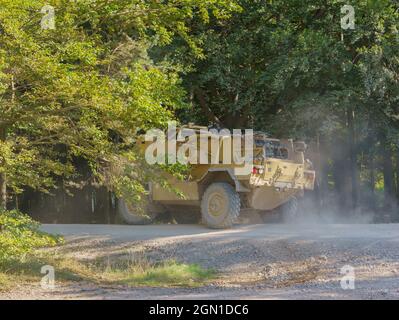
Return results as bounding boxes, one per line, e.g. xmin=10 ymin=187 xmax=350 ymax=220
xmin=0 ymin=255 xmax=216 ymax=289
xmin=0 ymin=210 xmax=63 ymax=262
xmin=96 ymin=259 xmax=215 ymax=287
xmin=0 ymin=272 xmax=10 ymax=291
xmin=0 ymin=210 xmax=63 ymax=291
xmin=0 ymin=254 xmax=84 ymax=287
xmin=53 ymin=255 xmax=216 ymax=287
xmin=0 ymin=210 xmax=215 ymax=290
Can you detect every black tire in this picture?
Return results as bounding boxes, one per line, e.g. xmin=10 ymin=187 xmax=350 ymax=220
xmin=201 ymin=183 xmax=240 ymax=229
xmin=118 ymin=199 xmax=159 ymax=225
xmin=281 ymin=196 xmax=299 ymax=223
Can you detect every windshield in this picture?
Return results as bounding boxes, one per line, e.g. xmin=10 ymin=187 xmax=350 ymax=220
xmin=262 ymin=141 xmax=288 ymax=159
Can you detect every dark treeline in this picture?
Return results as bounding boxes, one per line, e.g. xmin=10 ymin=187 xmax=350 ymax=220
xmin=11 ymin=136 xmax=399 ymax=223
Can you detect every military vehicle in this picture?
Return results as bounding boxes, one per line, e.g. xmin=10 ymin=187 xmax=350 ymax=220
xmin=118 ymin=125 xmax=316 ymax=228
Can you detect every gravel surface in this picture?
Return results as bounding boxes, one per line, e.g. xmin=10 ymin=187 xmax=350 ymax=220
xmin=2 ymin=223 xmax=399 ymax=300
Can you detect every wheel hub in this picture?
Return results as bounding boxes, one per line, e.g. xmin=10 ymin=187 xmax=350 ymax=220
xmin=208 ymin=193 xmax=225 ymax=217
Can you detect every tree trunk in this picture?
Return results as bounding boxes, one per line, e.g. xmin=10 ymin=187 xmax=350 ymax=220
xmin=315 ymin=135 xmax=329 ymax=210
xmin=0 ymin=126 xmax=6 ymax=210
xmin=331 ymin=138 xmax=350 ymax=211
xmin=381 ymin=133 xmax=394 ymax=210
xmin=347 ymin=106 xmax=359 ymax=210
xmin=396 ymin=148 xmax=399 ymax=203
xmin=0 ymin=76 xmax=15 ymax=211
xmin=368 ymin=152 xmax=376 ymax=211
xmin=364 ymin=119 xmax=376 ymax=211
xmin=194 ymin=88 xmax=222 ymax=126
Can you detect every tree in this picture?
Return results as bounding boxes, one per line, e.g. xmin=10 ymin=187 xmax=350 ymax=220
xmin=0 ymin=0 xmax=239 ymax=210
xmin=166 ymin=0 xmax=399 ymax=214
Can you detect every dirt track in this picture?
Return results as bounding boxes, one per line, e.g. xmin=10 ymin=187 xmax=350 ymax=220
xmin=3 ymin=223 xmax=399 ymax=300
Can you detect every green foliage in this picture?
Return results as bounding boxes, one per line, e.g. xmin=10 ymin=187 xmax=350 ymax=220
xmin=0 ymin=210 xmax=62 ymax=262
xmin=157 ymin=0 xmax=399 ymax=212
xmin=0 ymin=0 xmax=240 ymax=203
xmin=174 ymin=0 xmax=398 ymax=136
xmin=1 ymin=0 xmax=397 ymax=213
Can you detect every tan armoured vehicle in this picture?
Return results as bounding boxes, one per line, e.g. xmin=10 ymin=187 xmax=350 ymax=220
xmin=118 ymin=126 xmax=316 ymax=228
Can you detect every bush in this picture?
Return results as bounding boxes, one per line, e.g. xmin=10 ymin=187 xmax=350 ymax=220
xmin=0 ymin=210 xmax=62 ymax=262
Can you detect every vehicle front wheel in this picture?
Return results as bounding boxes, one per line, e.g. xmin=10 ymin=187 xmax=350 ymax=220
xmin=201 ymin=183 xmax=240 ymax=229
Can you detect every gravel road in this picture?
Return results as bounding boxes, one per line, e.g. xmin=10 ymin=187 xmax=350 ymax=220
xmin=2 ymin=223 xmax=399 ymax=300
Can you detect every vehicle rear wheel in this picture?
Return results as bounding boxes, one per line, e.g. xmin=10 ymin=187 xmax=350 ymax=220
xmin=118 ymin=198 xmax=162 ymax=225
xmin=201 ymin=183 xmax=240 ymax=229
xmin=281 ymin=196 xmax=299 ymax=223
